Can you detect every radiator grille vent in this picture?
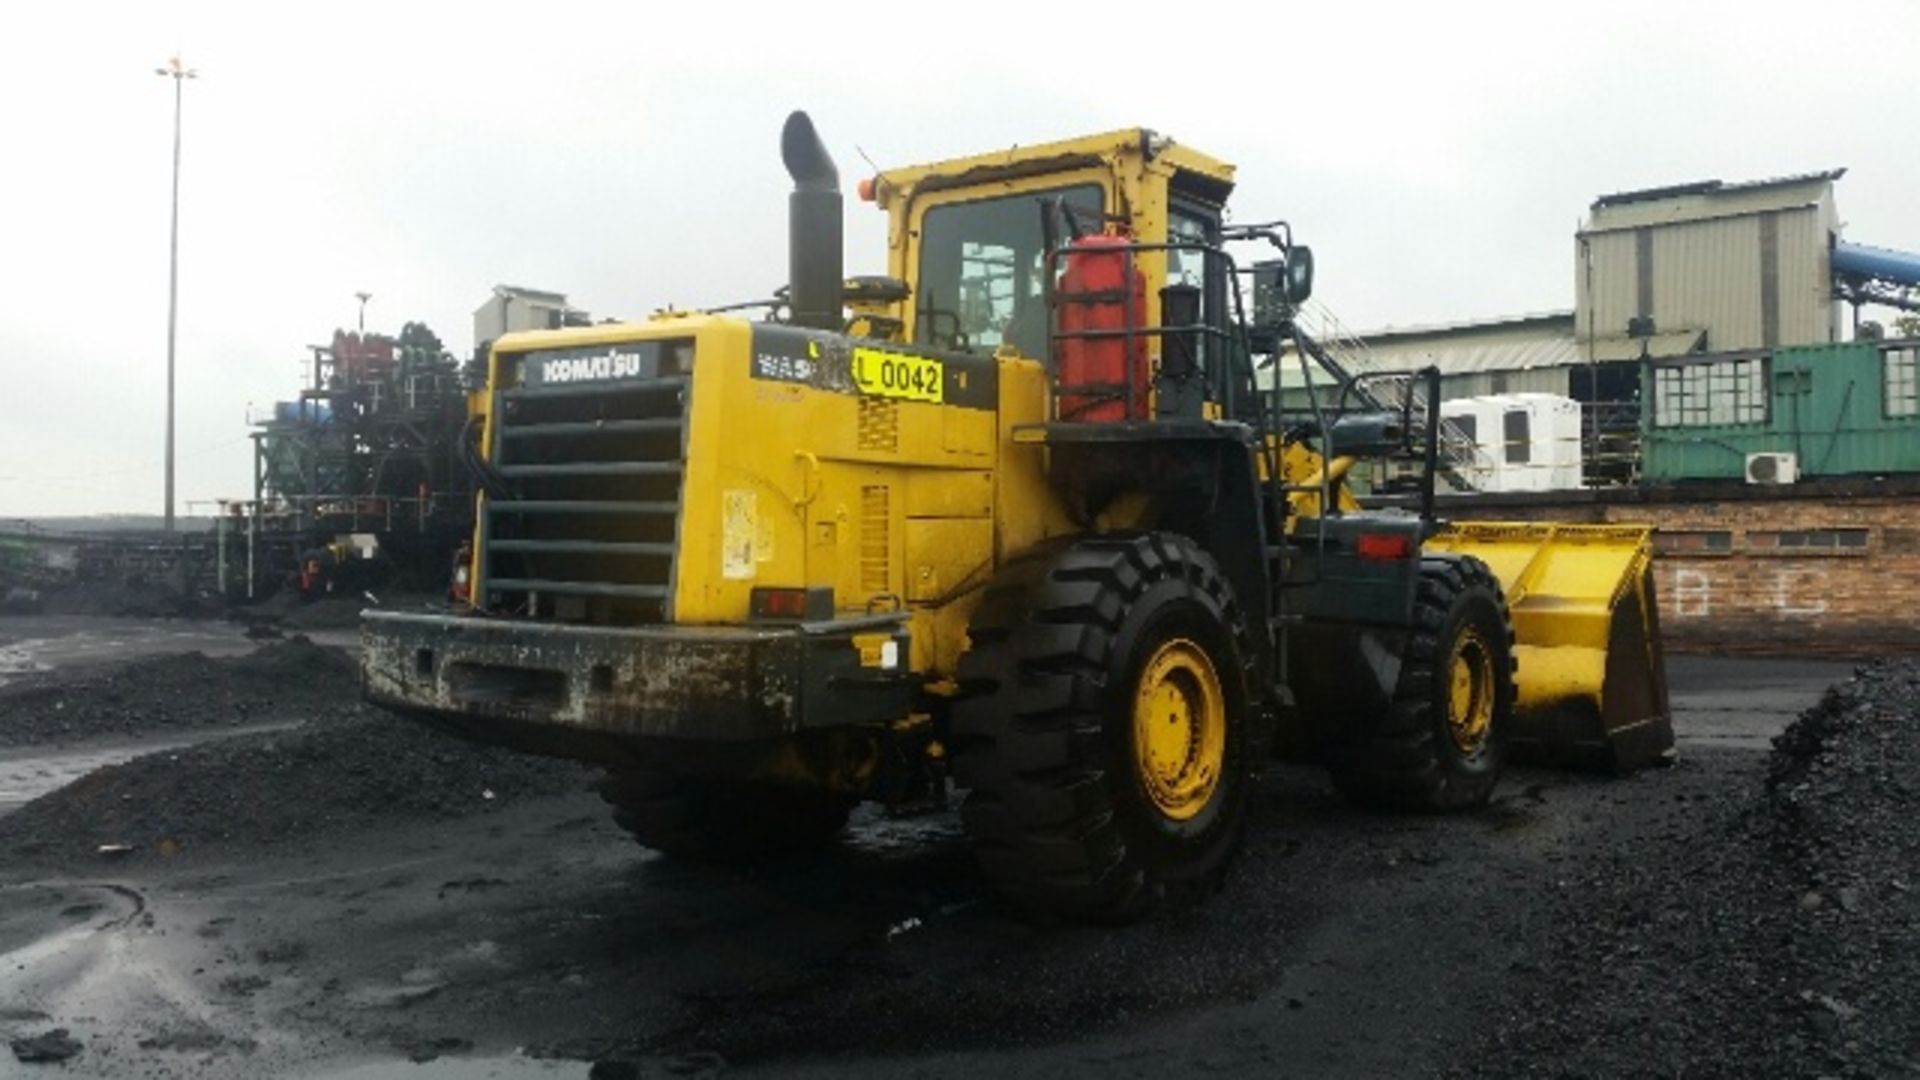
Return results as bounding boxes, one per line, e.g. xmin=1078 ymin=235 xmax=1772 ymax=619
xmin=480 ymin=354 xmax=687 ymax=624
xmin=858 ymin=396 xmax=899 ymax=452
xmin=860 ymin=484 xmax=890 ymax=594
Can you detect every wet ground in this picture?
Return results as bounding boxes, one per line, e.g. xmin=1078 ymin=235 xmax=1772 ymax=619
xmin=0 ymin=614 xmax=355 ymax=688
xmin=0 ymin=621 xmax=1874 ymax=1077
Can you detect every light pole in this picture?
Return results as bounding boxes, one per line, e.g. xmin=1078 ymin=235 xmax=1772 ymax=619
xmin=156 ymin=55 xmax=197 ymax=532
xmin=356 ymin=291 xmax=372 ymax=333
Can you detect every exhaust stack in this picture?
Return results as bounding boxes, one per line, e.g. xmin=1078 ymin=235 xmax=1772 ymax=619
xmin=781 ymin=111 xmax=843 ymax=331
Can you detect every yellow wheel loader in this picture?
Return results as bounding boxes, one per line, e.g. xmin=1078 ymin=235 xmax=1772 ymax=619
xmin=361 ymin=113 xmax=1672 ymax=920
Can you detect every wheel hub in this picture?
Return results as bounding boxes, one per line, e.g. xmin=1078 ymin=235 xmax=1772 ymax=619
xmin=1447 ymin=629 xmax=1495 ymax=755
xmin=1132 ymin=638 xmax=1227 ymax=822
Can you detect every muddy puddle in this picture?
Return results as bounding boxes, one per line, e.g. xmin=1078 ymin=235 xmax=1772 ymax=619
xmin=0 ymin=615 xmax=358 ymax=690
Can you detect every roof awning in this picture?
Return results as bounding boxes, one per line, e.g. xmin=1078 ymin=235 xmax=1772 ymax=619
xmin=1585 ymin=329 xmax=1708 ymax=361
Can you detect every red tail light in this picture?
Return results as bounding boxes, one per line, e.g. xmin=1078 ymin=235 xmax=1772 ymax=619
xmin=1356 ymin=533 xmax=1415 ymax=561
xmin=751 ymin=587 xmax=832 ymax=622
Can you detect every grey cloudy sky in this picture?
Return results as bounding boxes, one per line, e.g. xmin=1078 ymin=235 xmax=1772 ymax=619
xmin=3 ymin=0 xmax=1916 ymax=516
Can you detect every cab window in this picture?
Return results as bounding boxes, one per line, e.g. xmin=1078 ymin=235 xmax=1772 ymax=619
xmin=916 ymin=185 xmax=1103 ymax=357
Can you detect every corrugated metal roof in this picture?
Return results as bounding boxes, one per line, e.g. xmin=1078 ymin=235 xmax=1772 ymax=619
xmin=1584 ymin=171 xmax=1841 ymax=235
xmin=1586 ymin=329 xmax=1708 ymax=362
xmin=1592 ymin=169 xmax=1846 ymax=210
xmin=1354 ymin=331 xmax=1586 ymax=375
xmin=1299 ymin=312 xmax=1583 ymax=375
xmin=1355 ymin=310 xmax=1575 ymax=342
xmin=492 ymin=284 xmax=570 ymax=303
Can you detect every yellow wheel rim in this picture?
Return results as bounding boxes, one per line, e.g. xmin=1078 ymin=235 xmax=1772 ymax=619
xmin=1131 ymin=638 xmax=1227 ymax=822
xmin=1446 ymin=628 xmax=1496 ymax=755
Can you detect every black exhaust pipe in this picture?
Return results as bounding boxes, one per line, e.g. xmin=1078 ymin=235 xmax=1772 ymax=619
xmin=781 ymin=111 xmax=843 ymax=331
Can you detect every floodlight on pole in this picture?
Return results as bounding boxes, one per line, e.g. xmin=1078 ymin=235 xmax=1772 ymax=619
xmin=157 ymin=54 xmax=197 ymax=532
xmin=356 ymin=291 xmax=373 ymax=333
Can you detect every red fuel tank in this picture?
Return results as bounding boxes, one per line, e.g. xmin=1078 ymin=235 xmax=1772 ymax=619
xmin=1056 ymin=235 xmax=1148 ymax=422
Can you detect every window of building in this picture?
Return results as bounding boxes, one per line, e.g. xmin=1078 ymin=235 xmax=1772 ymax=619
xmin=1653 ymin=529 xmax=1734 ymax=555
xmin=1747 ymin=528 xmax=1870 ymax=554
xmin=1652 ymin=357 xmax=1768 ymax=428
xmin=1885 ymin=348 xmax=1918 ymax=418
xmin=1502 ymin=409 xmax=1530 ymax=464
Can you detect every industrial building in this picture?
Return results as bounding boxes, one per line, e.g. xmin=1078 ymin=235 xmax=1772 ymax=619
xmin=473 ymin=285 xmax=590 ymax=350
xmin=1323 ymin=168 xmax=1920 ymax=652
xmin=1337 ymin=168 xmax=1920 ymax=488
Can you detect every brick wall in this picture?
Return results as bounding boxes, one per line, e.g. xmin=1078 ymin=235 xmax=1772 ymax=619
xmin=1430 ymin=479 xmax=1920 ymax=655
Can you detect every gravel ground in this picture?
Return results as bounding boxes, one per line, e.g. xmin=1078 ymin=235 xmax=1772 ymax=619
xmin=0 ymin=635 xmax=1903 ymax=1078
xmin=0 ymin=637 xmax=355 ymax=748
xmin=1458 ymin=660 xmax=1920 ymax=1079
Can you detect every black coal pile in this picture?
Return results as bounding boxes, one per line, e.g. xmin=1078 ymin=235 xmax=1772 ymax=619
xmin=1456 ymin=661 xmax=1920 ymax=1079
xmin=237 ymin=589 xmax=440 ymax=633
xmin=0 ymin=714 xmax=592 ymax=865
xmin=41 ymin=578 xmax=212 ymax=619
xmin=0 ymin=637 xmax=356 ymax=749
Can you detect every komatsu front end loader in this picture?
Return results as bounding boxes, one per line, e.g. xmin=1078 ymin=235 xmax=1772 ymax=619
xmin=362 ymin=113 xmax=1672 ymax=919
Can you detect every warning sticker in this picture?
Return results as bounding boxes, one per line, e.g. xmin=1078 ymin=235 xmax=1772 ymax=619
xmin=722 ymin=490 xmax=756 ymax=581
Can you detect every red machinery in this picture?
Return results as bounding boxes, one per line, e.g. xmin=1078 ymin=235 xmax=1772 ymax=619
xmin=1055 ymin=235 xmax=1149 ymax=421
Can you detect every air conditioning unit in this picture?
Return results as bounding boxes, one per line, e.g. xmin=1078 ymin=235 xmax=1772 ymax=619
xmin=1745 ymin=452 xmax=1799 ymax=485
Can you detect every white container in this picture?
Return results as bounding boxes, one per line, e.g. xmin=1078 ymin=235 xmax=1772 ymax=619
xmin=1439 ymin=393 xmax=1583 ymax=491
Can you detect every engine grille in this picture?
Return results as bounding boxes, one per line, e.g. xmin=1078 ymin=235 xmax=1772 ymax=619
xmin=480 ymin=341 xmax=690 ymax=624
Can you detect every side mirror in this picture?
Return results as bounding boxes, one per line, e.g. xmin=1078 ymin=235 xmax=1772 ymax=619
xmin=1252 ymin=247 xmax=1315 ymax=326
xmin=1285 ymin=245 xmax=1314 ymax=305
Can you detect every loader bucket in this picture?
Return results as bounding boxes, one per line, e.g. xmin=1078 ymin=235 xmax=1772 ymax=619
xmin=1423 ymin=522 xmax=1674 ymax=772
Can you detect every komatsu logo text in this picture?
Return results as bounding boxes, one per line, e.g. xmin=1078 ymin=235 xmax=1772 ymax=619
xmin=537 ymin=351 xmax=645 ymax=384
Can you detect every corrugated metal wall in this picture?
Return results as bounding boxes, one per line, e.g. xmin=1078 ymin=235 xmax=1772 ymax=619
xmin=1439 ymin=367 xmax=1570 ymax=399
xmin=1578 ymin=185 xmax=1838 ymax=356
xmin=1577 ymin=229 xmax=1639 ymax=342
xmin=1777 ymin=199 xmax=1839 ymax=345
xmin=1658 ymin=215 xmax=1765 ymax=349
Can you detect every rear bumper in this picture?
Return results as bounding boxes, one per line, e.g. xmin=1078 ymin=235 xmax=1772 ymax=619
xmin=360 ymin=610 xmax=915 ymax=750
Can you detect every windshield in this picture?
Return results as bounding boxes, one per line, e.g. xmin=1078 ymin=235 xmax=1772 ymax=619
xmin=915 ymin=184 xmax=1103 ymax=357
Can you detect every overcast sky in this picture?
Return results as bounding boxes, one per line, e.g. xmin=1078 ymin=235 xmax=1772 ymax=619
xmin=3 ymin=0 xmax=1916 ymax=517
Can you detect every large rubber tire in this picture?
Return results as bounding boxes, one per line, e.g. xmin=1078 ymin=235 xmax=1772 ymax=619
xmin=1326 ymin=555 xmax=1516 ymax=812
xmin=951 ymin=533 xmax=1262 ymax=921
xmin=597 ymin=767 xmax=856 ymax=863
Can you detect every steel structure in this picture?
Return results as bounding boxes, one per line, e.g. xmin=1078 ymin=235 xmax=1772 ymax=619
xmin=247 ymin=323 xmax=476 ymax=589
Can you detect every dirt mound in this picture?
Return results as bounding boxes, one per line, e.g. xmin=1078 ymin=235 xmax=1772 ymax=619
xmin=1454 ymin=661 xmax=1920 ymax=1078
xmin=0 ymin=714 xmax=593 ymax=865
xmin=0 ymin=637 xmax=358 ymax=749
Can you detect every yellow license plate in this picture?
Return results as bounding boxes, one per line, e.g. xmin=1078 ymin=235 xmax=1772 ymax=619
xmin=853 ymin=348 xmax=943 ymax=403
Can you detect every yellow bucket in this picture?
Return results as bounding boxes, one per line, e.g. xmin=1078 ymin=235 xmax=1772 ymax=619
xmin=1424 ymin=522 xmax=1674 ymax=772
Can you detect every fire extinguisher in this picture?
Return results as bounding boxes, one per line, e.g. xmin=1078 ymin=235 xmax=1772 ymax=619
xmin=1056 ymin=235 xmax=1149 ymax=422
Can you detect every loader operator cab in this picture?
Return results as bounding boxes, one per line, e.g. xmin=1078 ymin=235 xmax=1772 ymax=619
xmin=880 ymin=131 xmax=1318 ymax=440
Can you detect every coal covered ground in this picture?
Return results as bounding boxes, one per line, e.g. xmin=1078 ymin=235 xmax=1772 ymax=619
xmin=0 ymin=637 xmax=1910 ymax=1079
xmin=1456 ymin=660 xmax=1920 ymax=1079
xmin=0 ymin=639 xmax=591 ymax=865
xmin=0 ymin=637 xmax=356 ymax=750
